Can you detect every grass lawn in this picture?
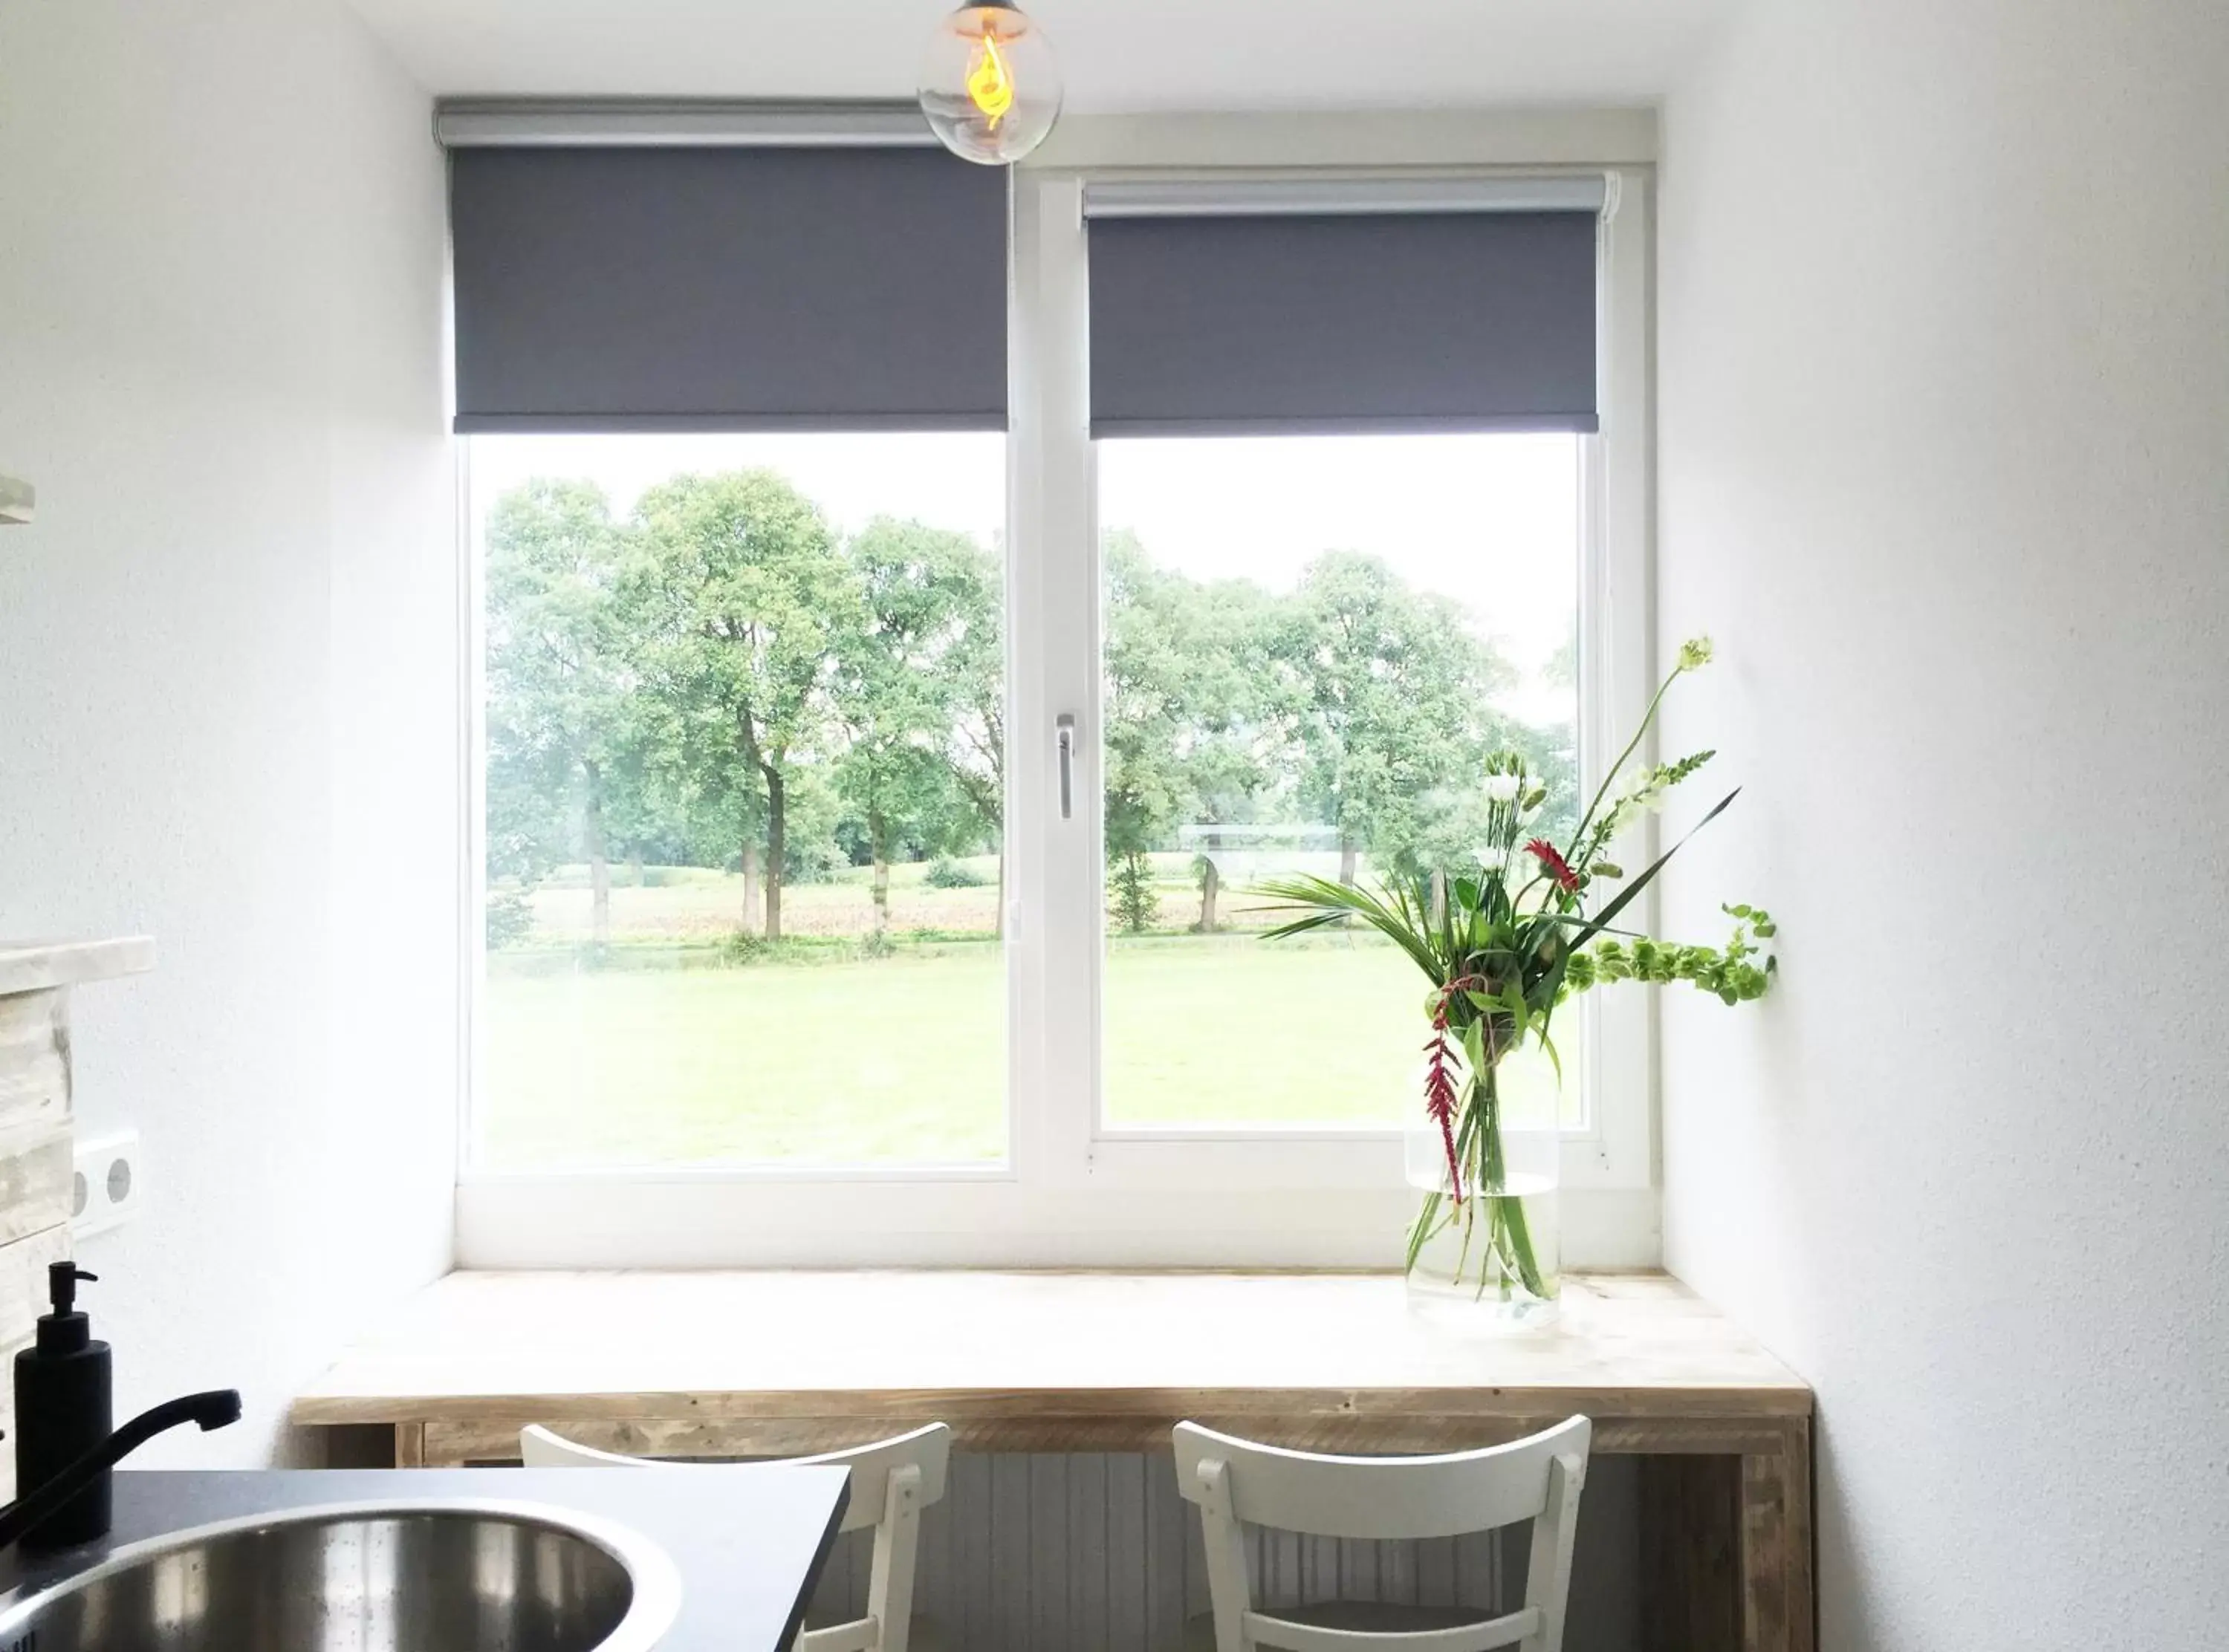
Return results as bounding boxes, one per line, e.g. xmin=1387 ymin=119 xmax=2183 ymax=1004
xmin=519 ymin=850 xmax=1303 ymax=943
xmin=482 ymin=932 xmax=1576 ymax=1169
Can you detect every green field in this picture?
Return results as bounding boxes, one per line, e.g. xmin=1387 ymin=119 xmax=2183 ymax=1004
xmin=481 ymin=859 xmax=1574 ymax=1168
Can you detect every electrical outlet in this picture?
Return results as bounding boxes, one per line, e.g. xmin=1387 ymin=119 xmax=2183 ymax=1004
xmin=71 ymin=1130 xmax=141 ymax=1238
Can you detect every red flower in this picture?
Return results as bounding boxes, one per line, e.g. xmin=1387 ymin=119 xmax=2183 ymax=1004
xmin=1422 ymin=1012 xmax=1464 ymax=1206
xmin=1527 ymin=838 xmax=1580 ymax=894
xmin=1421 ymin=975 xmax=1484 ymax=1205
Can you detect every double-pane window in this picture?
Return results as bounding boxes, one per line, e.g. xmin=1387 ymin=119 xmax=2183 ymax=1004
xmin=453 ymin=141 xmax=1638 ymax=1247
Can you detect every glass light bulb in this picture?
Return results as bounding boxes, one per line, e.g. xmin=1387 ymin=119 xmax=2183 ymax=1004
xmin=918 ymin=1 xmax=1062 ymax=166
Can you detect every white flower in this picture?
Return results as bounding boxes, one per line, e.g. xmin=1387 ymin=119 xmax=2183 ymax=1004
xmin=1678 ymin=635 xmax=1716 ymax=672
xmin=1618 ymin=766 xmax=1667 ymax=813
xmin=1485 ymin=773 xmax=1523 ymax=804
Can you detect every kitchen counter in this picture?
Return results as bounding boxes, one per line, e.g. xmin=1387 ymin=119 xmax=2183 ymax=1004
xmin=0 ymin=1466 xmax=849 ymax=1652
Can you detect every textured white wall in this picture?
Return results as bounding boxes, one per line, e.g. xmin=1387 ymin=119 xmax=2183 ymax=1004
xmin=1657 ymin=0 xmax=2229 ymax=1645
xmin=0 ymin=1 xmax=455 ymax=1463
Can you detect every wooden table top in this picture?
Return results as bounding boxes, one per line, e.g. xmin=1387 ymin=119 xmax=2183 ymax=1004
xmin=294 ymin=1270 xmax=1808 ymax=1448
xmin=290 ymin=1271 xmax=1816 ymax=1650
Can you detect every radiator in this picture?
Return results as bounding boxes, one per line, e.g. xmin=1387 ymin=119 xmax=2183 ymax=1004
xmin=808 ymin=1452 xmax=1638 ymax=1651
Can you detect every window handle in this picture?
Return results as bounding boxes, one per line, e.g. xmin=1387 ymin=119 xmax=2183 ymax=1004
xmin=1056 ymin=714 xmax=1076 ymax=821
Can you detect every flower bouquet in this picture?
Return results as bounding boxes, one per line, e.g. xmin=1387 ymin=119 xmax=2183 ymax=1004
xmin=1256 ymin=638 xmax=1776 ymax=1324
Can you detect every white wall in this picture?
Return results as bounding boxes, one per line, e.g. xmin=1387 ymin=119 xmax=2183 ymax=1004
xmin=0 ymin=0 xmax=456 ymax=1463
xmin=1657 ymin=0 xmax=2229 ymax=1645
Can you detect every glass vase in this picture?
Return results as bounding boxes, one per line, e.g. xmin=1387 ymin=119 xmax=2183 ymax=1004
xmin=1403 ymin=1062 xmax=1561 ymax=1329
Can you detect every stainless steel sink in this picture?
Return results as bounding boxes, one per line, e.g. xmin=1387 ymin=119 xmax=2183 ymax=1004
xmin=0 ymin=1498 xmax=682 ymax=1652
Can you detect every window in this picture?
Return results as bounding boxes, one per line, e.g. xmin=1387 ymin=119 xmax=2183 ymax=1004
xmin=1097 ymin=434 xmax=1583 ymax=1134
xmin=453 ymin=127 xmax=1654 ymax=1266
xmin=472 ymin=432 xmax=1007 ymax=1171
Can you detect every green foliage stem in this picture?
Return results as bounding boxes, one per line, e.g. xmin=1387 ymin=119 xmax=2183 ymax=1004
xmin=1256 ymin=648 xmax=1774 ymax=1307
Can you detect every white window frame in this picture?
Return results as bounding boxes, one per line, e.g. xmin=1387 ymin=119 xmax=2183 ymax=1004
xmin=455 ymin=114 xmax=1661 ymax=1272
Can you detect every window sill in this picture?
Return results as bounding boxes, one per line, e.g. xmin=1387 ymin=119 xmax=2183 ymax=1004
xmin=454 ymin=1176 xmax=1659 ymax=1272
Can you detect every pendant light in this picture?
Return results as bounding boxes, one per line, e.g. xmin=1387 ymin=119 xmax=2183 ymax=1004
xmin=918 ymin=1 xmax=1062 ymax=166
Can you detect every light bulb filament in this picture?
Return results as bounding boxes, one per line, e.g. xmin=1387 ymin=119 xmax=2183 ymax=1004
xmin=967 ymin=27 xmax=1016 ymax=129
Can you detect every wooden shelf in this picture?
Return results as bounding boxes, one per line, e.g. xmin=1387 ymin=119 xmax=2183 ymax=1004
xmin=294 ymin=1269 xmax=1813 ymax=1651
xmin=0 ymin=937 xmax=155 ymax=998
xmin=295 ymin=1268 xmax=1808 ymax=1454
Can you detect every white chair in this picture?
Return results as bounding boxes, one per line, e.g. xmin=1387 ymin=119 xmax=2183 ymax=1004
xmin=520 ymin=1422 xmax=951 ymax=1652
xmin=1173 ymin=1416 xmax=1592 ymax=1652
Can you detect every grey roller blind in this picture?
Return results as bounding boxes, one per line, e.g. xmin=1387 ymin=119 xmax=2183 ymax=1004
xmin=450 ymin=146 xmax=1008 ymax=433
xmin=1087 ymin=208 xmax=1599 ymax=438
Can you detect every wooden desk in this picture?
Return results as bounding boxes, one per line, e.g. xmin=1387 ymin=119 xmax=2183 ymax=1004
xmin=293 ymin=1270 xmax=1811 ymax=1652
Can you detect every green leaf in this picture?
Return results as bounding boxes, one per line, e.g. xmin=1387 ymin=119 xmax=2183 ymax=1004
xmin=1537 ymin=1027 xmax=1565 ymax=1091
xmin=1254 ymin=908 xmax=1353 ymax=942
xmin=1569 ymin=788 xmax=1743 ymax=949
xmin=1253 ymin=874 xmax=1443 ymax=978
xmin=1500 ymin=981 xmax=1531 ymax=1050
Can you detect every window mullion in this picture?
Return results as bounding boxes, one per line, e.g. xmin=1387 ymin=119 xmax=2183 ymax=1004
xmin=1568 ymin=165 xmax=1655 ymax=1190
xmin=1008 ymin=172 xmax=1100 ymax=1188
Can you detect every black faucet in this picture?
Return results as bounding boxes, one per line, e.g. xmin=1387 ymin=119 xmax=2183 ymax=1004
xmin=0 ymin=1390 xmax=241 ymax=1552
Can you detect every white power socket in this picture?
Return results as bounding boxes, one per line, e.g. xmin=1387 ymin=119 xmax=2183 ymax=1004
xmin=71 ymin=1131 xmax=142 ymax=1239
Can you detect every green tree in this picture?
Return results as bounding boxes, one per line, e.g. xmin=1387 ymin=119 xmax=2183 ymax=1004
xmin=1172 ymin=575 xmax=1286 ymax=930
xmin=941 ymin=536 xmax=1007 ymax=934
xmin=633 ymin=470 xmax=855 ymax=942
xmin=1102 ymin=533 xmax=1300 ymax=932
xmin=1108 ymin=852 xmax=1161 ymax=935
xmin=1278 ymin=551 xmax=1516 ymax=882
xmin=1545 ymin=620 xmax=1578 ymax=695
xmin=482 ymin=478 xmax=641 ymax=951
xmin=1103 ymin=533 xmax=1193 ymax=933
xmin=833 ymin=518 xmax=996 ymax=933
xmin=1526 ymin=620 xmax=1583 ymax=848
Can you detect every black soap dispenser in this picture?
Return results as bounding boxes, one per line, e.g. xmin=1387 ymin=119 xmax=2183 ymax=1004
xmin=14 ymin=1264 xmax=113 ymax=1547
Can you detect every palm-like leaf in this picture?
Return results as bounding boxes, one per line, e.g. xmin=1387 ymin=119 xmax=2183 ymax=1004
xmin=1252 ymin=648 xmax=1767 ymax=1312
xmin=1253 ymin=873 xmax=1444 ymax=978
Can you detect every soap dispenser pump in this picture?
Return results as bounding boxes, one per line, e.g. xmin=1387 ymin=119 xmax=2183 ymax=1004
xmin=14 ymin=1264 xmax=114 ymax=1547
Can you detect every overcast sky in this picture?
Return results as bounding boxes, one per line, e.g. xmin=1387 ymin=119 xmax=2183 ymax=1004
xmin=470 ymin=431 xmax=1580 ymax=723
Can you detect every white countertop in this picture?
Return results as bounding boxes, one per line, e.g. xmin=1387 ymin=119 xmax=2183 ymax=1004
xmin=0 ymin=937 xmax=155 ymax=997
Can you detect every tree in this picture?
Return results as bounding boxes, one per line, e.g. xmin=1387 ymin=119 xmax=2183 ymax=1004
xmin=482 ymin=478 xmax=640 ymax=951
xmin=1277 ymin=551 xmax=1516 ymax=883
xmin=1102 ymin=533 xmax=1193 ymax=933
xmin=1169 ymin=575 xmax=1285 ymax=930
xmin=1101 ymin=533 xmax=1299 ymax=932
xmin=1109 ymin=852 xmax=1161 ymax=935
xmin=1525 ymin=620 xmax=1583 ymax=848
xmin=940 ymin=535 xmax=1008 ymax=934
xmin=633 ymin=470 xmax=855 ymax=942
xmin=833 ymin=518 xmax=996 ymax=932
xmin=1544 ymin=620 xmax=1578 ymax=695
